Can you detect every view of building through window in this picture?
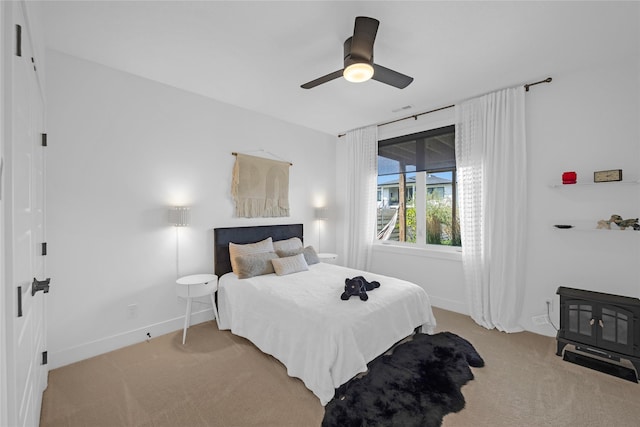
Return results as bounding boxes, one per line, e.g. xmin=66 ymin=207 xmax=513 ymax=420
xmin=376 ymin=125 xmax=460 ymax=247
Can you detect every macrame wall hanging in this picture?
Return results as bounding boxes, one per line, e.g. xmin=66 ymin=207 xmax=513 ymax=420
xmin=231 ymin=152 xmax=291 ymax=218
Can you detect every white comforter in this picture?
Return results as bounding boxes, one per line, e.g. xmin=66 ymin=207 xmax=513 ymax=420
xmin=217 ymin=262 xmax=436 ymax=405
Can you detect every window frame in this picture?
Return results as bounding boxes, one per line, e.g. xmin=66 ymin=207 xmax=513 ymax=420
xmin=375 ymin=120 xmax=460 ymax=253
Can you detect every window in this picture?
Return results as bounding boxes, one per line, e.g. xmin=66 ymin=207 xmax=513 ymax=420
xmin=427 ymin=187 xmax=445 ymax=198
xmin=376 ymin=125 xmax=460 ymax=247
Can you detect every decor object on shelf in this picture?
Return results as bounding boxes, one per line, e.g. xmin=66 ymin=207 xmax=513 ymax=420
xmin=596 ymin=219 xmax=611 ymax=229
xmin=594 ymin=169 xmax=622 ymax=183
xmin=562 ymin=171 xmax=577 ymax=184
xmin=609 ymin=214 xmax=639 ymax=230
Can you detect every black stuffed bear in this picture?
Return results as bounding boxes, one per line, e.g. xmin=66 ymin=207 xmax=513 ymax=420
xmin=341 ymin=277 xmax=368 ymax=301
xmin=341 ymin=276 xmax=381 ymax=301
xmin=352 ymin=276 xmax=380 ymax=291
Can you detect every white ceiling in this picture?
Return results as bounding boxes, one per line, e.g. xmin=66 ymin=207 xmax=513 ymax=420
xmin=40 ymin=1 xmax=639 ymax=136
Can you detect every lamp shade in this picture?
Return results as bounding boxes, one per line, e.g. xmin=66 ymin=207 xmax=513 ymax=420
xmin=343 ymin=62 xmax=374 ymax=83
xmin=315 ymin=207 xmax=328 ymax=220
xmin=169 ymin=206 xmax=190 ymax=226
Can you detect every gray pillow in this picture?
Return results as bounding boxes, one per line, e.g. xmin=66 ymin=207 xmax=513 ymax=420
xmin=272 ymin=253 xmax=309 ymax=276
xmin=276 ymin=246 xmax=320 ymax=265
xmin=235 ymin=252 xmax=279 ymax=279
xmin=229 ymin=237 xmax=274 ymax=275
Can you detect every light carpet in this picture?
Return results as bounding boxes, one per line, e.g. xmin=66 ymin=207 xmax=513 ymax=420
xmin=41 ymin=307 xmax=640 ymax=426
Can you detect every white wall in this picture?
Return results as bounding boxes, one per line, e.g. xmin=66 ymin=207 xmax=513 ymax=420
xmin=46 ymin=48 xmax=639 ymax=368
xmin=338 ymin=57 xmax=640 ymax=337
xmin=523 ymin=58 xmax=640 ymax=334
xmin=45 ymin=50 xmax=337 ymax=368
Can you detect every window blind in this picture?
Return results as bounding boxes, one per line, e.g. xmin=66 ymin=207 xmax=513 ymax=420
xmin=378 ymin=125 xmax=455 ymax=176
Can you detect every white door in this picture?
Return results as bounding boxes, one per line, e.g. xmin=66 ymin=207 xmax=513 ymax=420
xmin=3 ymin=2 xmax=48 ymax=426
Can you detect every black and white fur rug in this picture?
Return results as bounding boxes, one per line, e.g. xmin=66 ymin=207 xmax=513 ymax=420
xmin=322 ymin=332 xmax=484 ymax=427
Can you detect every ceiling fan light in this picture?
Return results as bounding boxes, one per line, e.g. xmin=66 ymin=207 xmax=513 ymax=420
xmin=343 ymin=63 xmax=374 ymax=83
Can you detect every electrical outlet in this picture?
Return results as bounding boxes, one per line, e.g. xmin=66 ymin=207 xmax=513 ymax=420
xmin=126 ymin=303 xmax=138 ymax=319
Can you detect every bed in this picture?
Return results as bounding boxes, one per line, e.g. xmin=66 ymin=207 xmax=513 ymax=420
xmin=214 ymin=224 xmax=436 ymax=405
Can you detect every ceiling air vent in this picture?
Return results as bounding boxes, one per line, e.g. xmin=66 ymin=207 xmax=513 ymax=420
xmin=392 ymin=105 xmax=413 ymax=113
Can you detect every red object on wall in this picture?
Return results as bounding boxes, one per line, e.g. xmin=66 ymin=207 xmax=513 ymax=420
xmin=562 ymin=171 xmax=577 ymax=184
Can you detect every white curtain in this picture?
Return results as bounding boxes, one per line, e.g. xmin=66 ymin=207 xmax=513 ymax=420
xmin=455 ymin=87 xmax=527 ymax=332
xmin=344 ymin=125 xmax=378 ymax=270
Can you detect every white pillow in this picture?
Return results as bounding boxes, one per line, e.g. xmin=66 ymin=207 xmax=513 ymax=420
xmin=229 ymin=237 xmax=274 ymax=275
xmin=273 ymin=237 xmax=303 ymax=252
xmin=271 ymin=253 xmax=309 ymax=276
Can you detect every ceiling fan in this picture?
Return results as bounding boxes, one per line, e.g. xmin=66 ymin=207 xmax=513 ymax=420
xmin=301 ymin=16 xmax=414 ymax=90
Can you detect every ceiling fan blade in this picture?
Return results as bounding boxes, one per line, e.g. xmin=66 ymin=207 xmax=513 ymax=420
xmin=350 ymin=16 xmax=379 ymax=61
xmin=301 ymin=69 xmax=344 ymax=89
xmin=372 ymin=64 xmax=414 ymax=89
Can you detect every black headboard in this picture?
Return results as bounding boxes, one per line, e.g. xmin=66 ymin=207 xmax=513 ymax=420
xmin=213 ymin=224 xmax=304 ymax=277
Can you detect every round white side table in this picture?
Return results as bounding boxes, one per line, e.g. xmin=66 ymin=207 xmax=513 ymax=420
xmin=317 ymin=253 xmax=338 ymax=263
xmin=176 ymin=273 xmax=218 ymax=344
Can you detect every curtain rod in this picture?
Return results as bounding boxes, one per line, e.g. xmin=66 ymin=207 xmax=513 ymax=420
xmin=337 ymin=77 xmax=552 ymax=137
xmin=232 ymin=151 xmax=293 ymax=166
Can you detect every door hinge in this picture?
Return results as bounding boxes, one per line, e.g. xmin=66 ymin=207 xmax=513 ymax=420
xmin=17 ymin=286 xmax=23 ymax=317
xmin=15 ymin=24 xmax=22 ymax=57
xmin=42 ymin=351 xmax=48 ymax=365
xmin=41 ymin=133 xmax=47 ymax=147
xmin=31 ymin=57 xmax=36 ymax=72
xmin=41 ymin=242 xmax=47 ymax=256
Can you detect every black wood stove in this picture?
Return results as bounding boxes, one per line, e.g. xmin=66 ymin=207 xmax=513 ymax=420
xmin=556 ymin=286 xmax=640 ymax=382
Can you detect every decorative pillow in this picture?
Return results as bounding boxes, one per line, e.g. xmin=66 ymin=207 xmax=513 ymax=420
xmin=229 ymin=237 xmax=274 ymax=274
xmin=271 ymin=253 xmax=309 ymax=276
xmin=235 ymin=252 xmax=279 ymax=279
xmin=276 ymin=246 xmax=320 ymax=265
xmin=273 ymin=237 xmax=303 ymax=252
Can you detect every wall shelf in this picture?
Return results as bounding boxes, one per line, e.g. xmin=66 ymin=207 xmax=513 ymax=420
xmin=553 ymin=226 xmax=639 ymax=234
xmin=549 ymin=179 xmax=640 ymax=188
xmin=551 ymin=177 xmax=639 ymax=233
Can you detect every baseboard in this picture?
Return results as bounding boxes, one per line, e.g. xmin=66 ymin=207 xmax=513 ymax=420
xmin=49 ymin=308 xmax=216 ymax=370
xmin=429 ymin=296 xmax=468 ymax=315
